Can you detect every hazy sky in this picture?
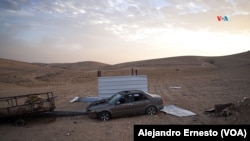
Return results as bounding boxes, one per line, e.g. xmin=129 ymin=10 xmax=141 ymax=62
xmin=0 ymin=0 xmax=249 ymax=64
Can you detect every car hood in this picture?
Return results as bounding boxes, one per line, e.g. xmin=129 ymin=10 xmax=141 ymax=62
xmin=88 ymin=98 xmax=107 ymax=106
xmin=87 ymin=98 xmax=112 ymax=108
xmin=87 ymin=102 xmax=111 ymax=111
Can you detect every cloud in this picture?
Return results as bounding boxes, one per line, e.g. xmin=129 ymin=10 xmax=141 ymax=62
xmin=0 ymin=0 xmax=30 ymax=10
xmin=0 ymin=0 xmax=249 ymax=64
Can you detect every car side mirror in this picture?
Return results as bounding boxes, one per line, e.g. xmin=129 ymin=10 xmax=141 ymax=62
xmin=116 ymin=101 xmax=120 ymax=105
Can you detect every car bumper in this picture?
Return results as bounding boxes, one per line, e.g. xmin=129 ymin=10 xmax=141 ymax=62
xmin=156 ymin=105 xmax=164 ymax=111
xmin=86 ymin=110 xmax=98 ymax=118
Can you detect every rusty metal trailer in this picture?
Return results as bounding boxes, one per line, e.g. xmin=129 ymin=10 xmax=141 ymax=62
xmin=0 ymin=92 xmax=56 ymax=126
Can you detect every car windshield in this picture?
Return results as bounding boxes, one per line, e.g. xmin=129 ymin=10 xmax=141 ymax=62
xmin=107 ymin=93 xmax=122 ymax=104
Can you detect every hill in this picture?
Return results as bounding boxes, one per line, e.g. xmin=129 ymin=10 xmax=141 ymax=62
xmin=47 ymin=61 xmax=110 ymax=71
xmin=0 ymin=58 xmax=41 ymax=72
xmin=1 ymin=51 xmax=249 ymax=72
xmin=0 ymin=51 xmax=249 ymax=85
xmin=107 ymin=51 xmax=250 ymax=69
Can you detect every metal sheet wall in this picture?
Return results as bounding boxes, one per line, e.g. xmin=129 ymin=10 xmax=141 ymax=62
xmin=98 ymin=75 xmax=148 ymax=98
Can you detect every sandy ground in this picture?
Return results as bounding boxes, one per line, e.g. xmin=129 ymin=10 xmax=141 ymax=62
xmin=0 ymin=52 xmax=250 ymax=141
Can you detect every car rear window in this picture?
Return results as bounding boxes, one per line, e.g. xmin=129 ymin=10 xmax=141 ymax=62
xmin=134 ymin=93 xmax=148 ymax=101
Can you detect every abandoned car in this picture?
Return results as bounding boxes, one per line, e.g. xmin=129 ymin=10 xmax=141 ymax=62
xmin=86 ymin=90 xmax=164 ymax=121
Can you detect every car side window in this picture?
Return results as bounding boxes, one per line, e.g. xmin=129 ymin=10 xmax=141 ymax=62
xmin=134 ymin=93 xmax=148 ymax=102
xmin=119 ymin=94 xmax=133 ymax=104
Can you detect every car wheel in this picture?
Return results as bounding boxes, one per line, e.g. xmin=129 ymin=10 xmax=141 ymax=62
xmin=145 ymin=106 xmax=157 ymax=115
xmin=15 ymin=119 xmax=25 ymax=126
xmin=98 ymin=111 xmax=111 ymax=121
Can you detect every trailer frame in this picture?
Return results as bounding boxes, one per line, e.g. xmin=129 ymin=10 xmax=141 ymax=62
xmin=0 ymin=92 xmax=56 ymax=126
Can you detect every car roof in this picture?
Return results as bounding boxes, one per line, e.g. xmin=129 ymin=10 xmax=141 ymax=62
xmin=118 ymin=90 xmax=145 ymax=95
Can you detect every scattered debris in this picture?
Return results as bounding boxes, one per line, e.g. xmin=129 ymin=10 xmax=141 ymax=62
xmin=70 ymin=97 xmax=79 ymax=103
xmin=204 ymin=108 xmax=215 ymax=113
xmin=237 ymin=97 xmax=250 ymax=115
xmin=205 ymin=103 xmax=238 ymax=117
xmin=70 ymin=96 xmax=103 ymax=103
xmin=238 ymin=97 xmax=249 ymax=106
xmin=205 ymin=97 xmax=250 ymax=117
xmin=161 ymin=105 xmax=196 ymax=117
xmin=169 ymin=87 xmax=181 ymax=89
xmin=65 ymin=130 xmax=74 ymax=136
xmin=205 ymin=97 xmax=250 ymax=118
xmin=214 ymin=103 xmax=237 ymax=117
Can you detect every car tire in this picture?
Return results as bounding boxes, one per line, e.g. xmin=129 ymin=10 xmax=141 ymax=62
xmin=15 ymin=119 xmax=25 ymax=126
xmin=145 ymin=106 xmax=157 ymax=115
xmin=98 ymin=111 xmax=111 ymax=121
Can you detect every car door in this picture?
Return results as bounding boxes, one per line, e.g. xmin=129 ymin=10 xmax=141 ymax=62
xmin=111 ymin=94 xmax=135 ymax=117
xmin=132 ymin=93 xmax=150 ymax=114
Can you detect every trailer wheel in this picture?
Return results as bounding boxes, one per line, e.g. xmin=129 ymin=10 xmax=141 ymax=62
xmin=15 ymin=119 xmax=25 ymax=126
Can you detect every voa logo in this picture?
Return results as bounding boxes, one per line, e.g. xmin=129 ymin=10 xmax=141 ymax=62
xmin=217 ymin=16 xmax=229 ymax=21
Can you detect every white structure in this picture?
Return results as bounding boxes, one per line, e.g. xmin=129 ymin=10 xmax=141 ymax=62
xmin=98 ymin=75 xmax=148 ymax=98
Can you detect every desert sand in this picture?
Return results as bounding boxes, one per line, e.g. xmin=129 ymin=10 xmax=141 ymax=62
xmin=0 ymin=51 xmax=250 ymax=141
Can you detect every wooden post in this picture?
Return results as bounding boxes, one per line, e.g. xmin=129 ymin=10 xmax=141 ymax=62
xmin=97 ymin=70 xmax=102 ymax=77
